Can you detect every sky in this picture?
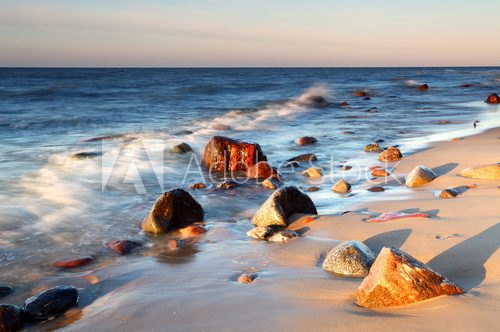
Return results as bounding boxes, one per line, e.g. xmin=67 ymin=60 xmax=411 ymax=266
xmin=0 ymin=0 xmax=499 ymax=67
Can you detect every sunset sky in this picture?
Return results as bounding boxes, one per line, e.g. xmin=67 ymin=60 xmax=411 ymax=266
xmin=1 ymin=0 xmax=499 ymax=67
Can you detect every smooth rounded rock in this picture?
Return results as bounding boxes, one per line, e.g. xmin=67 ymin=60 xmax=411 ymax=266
xmin=485 ymin=93 xmax=500 ymax=104
xmin=295 ymin=136 xmax=317 ymax=146
xmin=52 ymin=256 xmax=93 ymax=268
xmin=405 ymin=165 xmax=437 ymax=187
xmin=0 ymin=285 xmax=14 ymax=299
xmin=188 ymin=182 xmax=206 ymax=190
xmin=107 ymin=240 xmax=140 ymax=255
xmin=246 ymin=226 xmax=275 ymax=240
xmin=237 ymin=274 xmax=257 ymax=284
xmin=0 ymin=304 xmax=23 ymax=332
xmin=460 ymin=163 xmax=500 ymax=180
xmin=332 ymin=179 xmax=351 ymax=193
xmin=170 ymin=143 xmax=192 ymax=154
xmin=179 ymin=225 xmax=207 ymax=237
xmin=322 ymin=240 xmax=375 ymax=277
xmin=287 ymin=153 xmax=317 ymax=162
xmin=23 ymin=286 xmax=78 ymax=320
xmin=302 ymin=167 xmax=323 ymax=178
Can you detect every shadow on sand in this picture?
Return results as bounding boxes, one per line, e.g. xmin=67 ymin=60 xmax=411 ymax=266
xmin=363 ymin=229 xmax=412 ymax=255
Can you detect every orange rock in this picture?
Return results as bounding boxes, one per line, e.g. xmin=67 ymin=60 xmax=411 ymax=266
xmin=295 ymin=136 xmax=318 ymax=146
xmin=356 ymin=247 xmax=464 ymax=308
xmin=378 ymin=146 xmax=403 ymax=162
xmin=189 ymin=182 xmax=206 ymax=189
xmin=417 ymin=84 xmax=429 ymax=91
xmin=167 ymin=239 xmax=186 ymax=250
xmin=340 ymin=101 xmax=350 ymax=107
xmin=246 ymin=162 xmax=275 ymax=179
xmin=179 ymin=225 xmax=207 ymax=237
xmin=485 ymin=93 xmax=500 ymax=104
xmin=354 ymin=91 xmax=367 ymax=97
xmin=371 ymin=169 xmax=390 ymax=177
xmin=237 ymin=273 xmax=257 ymax=284
xmin=368 ymin=165 xmax=383 ymax=170
xmin=53 ymin=256 xmax=93 ymax=268
xmin=467 ymin=184 xmax=478 ymax=189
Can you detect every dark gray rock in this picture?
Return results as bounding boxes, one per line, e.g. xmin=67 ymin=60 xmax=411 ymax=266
xmin=142 ymin=189 xmax=204 ymax=234
xmin=322 ymin=240 xmax=375 ymax=277
xmin=287 ymin=153 xmax=317 ymax=162
xmin=251 ymin=186 xmax=317 ymax=227
xmin=0 ymin=285 xmax=14 ymax=299
xmin=23 ymin=286 xmax=78 ymax=320
xmin=72 ymin=151 xmax=102 ymax=159
xmin=170 ymin=143 xmax=193 ymax=154
xmin=0 ymin=304 xmax=23 ymax=332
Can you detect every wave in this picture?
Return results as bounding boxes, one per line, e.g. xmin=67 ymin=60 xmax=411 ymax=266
xmin=404 ymin=79 xmax=420 ymax=87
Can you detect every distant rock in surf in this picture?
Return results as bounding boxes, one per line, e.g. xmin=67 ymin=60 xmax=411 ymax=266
xmin=261 ymin=176 xmax=283 ymax=189
xmin=339 ymin=101 xmax=350 ymax=107
xmin=170 ymin=142 xmax=192 ymax=154
xmin=107 ymin=240 xmax=141 ymax=255
xmin=322 ymin=240 xmax=375 ymax=277
xmin=287 ymin=153 xmax=317 ymax=163
xmin=485 ymin=93 xmax=499 ymax=104
xmin=202 ymin=136 xmax=267 ymax=172
xmin=405 ymin=165 xmax=437 ymax=187
xmin=297 ymin=95 xmax=330 ymax=108
xmin=459 ymin=83 xmax=473 ymax=88
xmin=378 ymin=146 xmax=403 ymax=162
xmin=217 ymin=179 xmax=239 ymax=190
xmin=210 ymin=123 xmax=232 ymax=131
xmin=356 ymin=247 xmax=464 ymax=308
xmin=251 ymin=186 xmax=317 ymax=227
xmin=72 ymin=151 xmax=102 ymax=159
xmin=367 ymin=186 xmax=385 ymax=192
xmin=295 ymin=136 xmax=317 ymax=146
xmin=23 ymin=286 xmax=79 ymax=320
xmin=354 ymin=91 xmax=367 ymax=97
xmin=460 ymin=163 xmax=500 ymax=180
xmin=188 ymin=182 xmax=207 ymax=190
xmin=0 ymin=304 xmax=23 ymax=331
xmin=302 ymin=167 xmax=323 ymax=178
xmin=142 ymin=189 xmax=204 ymax=234
xmin=52 ymin=256 xmax=94 ymax=268
xmin=417 ymin=84 xmax=429 ymax=91
xmin=364 ymin=143 xmax=382 ymax=152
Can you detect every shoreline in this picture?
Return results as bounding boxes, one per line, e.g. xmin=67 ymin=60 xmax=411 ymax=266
xmin=47 ymin=127 xmax=500 ymax=331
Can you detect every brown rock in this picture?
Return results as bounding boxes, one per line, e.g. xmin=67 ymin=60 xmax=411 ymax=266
xmin=53 ymin=256 xmax=93 ymax=268
xmin=170 ymin=143 xmax=192 ymax=154
xmin=439 ymin=188 xmax=459 ymax=198
xmin=141 ymin=189 xmax=204 ymax=234
xmin=295 ymin=136 xmax=318 ymax=146
xmin=371 ymin=169 xmax=390 ymax=177
xmin=167 ymin=239 xmax=186 ymax=250
xmin=417 ymin=84 xmax=429 ymax=91
xmin=287 ymin=153 xmax=317 ymax=163
xmin=0 ymin=304 xmax=23 ymax=332
xmin=246 ymin=162 xmax=275 ymax=179
xmin=460 ymin=84 xmax=473 ymax=88
xmin=364 ymin=143 xmax=381 ymax=152
xmin=306 ymin=186 xmax=320 ymax=192
xmin=237 ymin=273 xmax=257 ymax=284
xmin=179 ymin=225 xmax=207 ymax=237
xmin=405 ymin=165 xmax=437 ymax=187
xmin=302 ymin=167 xmax=323 ymax=178
xmin=354 ymin=91 xmax=367 ymax=97
xmin=378 ymin=146 xmax=403 ymax=162
xmin=188 ymin=182 xmax=206 ymax=190
xmin=202 ymin=136 xmax=267 ymax=172
xmin=332 ymin=179 xmax=351 ymax=193
xmin=356 ymin=247 xmax=464 ymax=308
xmin=217 ymin=179 xmax=239 ymax=189
xmin=342 ymin=165 xmax=352 ymax=171
xmin=367 ymin=186 xmax=385 ymax=192
xmin=107 ymin=240 xmax=140 ymax=255
xmin=261 ymin=176 xmax=283 ymax=189
xmin=247 ymin=226 xmax=275 ymax=240
xmin=340 ymin=101 xmax=350 ymax=107
xmin=485 ymin=93 xmax=500 ymax=104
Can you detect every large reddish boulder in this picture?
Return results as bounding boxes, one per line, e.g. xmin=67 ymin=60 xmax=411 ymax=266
xmin=485 ymin=93 xmax=499 ymax=104
xmin=356 ymin=247 xmax=464 ymax=308
xmin=202 ymin=136 xmax=267 ymax=172
xmin=246 ymin=162 xmax=276 ymax=179
xmin=142 ymin=189 xmax=204 ymax=234
xmin=378 ymin=146 xmax=403 ymax=162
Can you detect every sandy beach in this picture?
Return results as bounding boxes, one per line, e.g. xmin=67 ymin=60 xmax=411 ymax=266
xmin=39 ymin=127 xmax=498 ymax=332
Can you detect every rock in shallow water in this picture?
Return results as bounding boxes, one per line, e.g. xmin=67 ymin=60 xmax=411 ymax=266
xmin=371 ymin=168 xmax=390 ymax=177
xmin=267 ymin=230 xmax=298 ymax=242
xmin=295 ymin=136 xmax=317 ymax=146
xmin=107 ymin=240 xmax=140 ymax=255
xmin=188 ymin=182 xmax=206 ymax=190
xmin=0 ymin=285 xmax=14 ymax=299
xmin=52 ymin=256 xmax=94 ymax=268
xmin=247 ymin=226 xmax=275 ymax=240
xmin=170 ymin=142 xmax=192 ymax=154
xmin=405 ymin=165 xmax=437 ymax=187
xmin=287 ymin=153 xmax=317 ymax=163
xmin=302 ymin=167 xmax=323 ymax=178
xmin=367 ymin=186 xmax=385 ymax=192
xmin=251 ymin=186 xmax=317 ymax=227
xmin=142 ymin=189 xmax=204 ymax=234
xmin=202 ymin=136 xmax=267 ymax=172
xmin=439 ymin=188 xmax=459 ymax=198
xmin=332 ymin=179 xmax=351 ymax=193
xmin=179 ymin=225 xmax=207 ymax=237
xmin=237 ymin=274 xmax=257 ymax=284
xmin=378 ymin=146 xmax=403 ymax=162
xmin=261 ymin=176 xmax=283 ymax=189
xmin=322 ymin=240 xmax=375 ymax=277
xmin=0 ymin=304 xmax=23 ymax=332
xmin=485 ymin=93 xmax=500 ymax=104
xmin=24 ymin=286 xmax=79 ymax=320
xmin=460 ymin=163 xmax=500 ymax=180
xmin=356 ymin=247 xmax=464 ymax=308
xmin=246 ymin=162 xmax=275 ymax=179
xmin=364 ymin=143 xmax=381 ymax=153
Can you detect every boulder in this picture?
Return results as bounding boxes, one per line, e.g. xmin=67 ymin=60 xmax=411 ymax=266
xmin=287 ymin=153 xmax=317 ymax=163
xmin=246 ymin=162 xmax=275 ymax=179
xmin=417 ymin=84 xmax=429 ymax=91
xmin=364 ymin=143 xmax=381 ymax=152
xmin=247 ymin=226 xmax=275 ymax=240
xmin=342 ymin=165 xmax=352 ymax=171
xmin=170 ymin=143 xmax=192 ymax=154
xmin=0 ymin=285 xmax=14 ymax=299
xmin=295 ymin=136 xmax=317 ymax=146
xmin=188 ymin=182 xmax=206 ymax=190
xmin=460 ymin=163 xmax=500 ymax=180
xmin=251 ymin=186 xmax=317 ymax=227
xmin=371 ymin=169 xmax=390 ymax=177
xmin=52 ymin=256 xmax=93 ymax=268
xmin=268 ymin=230 xmax=298 ymax=242
xmin=340 ymin=101 xmax=350 ymax=107
xmin=356 ymin=247 xmax=464 ymax=308
xmin=322 ymin=240 xmax=375 ymax=277
xmin=23 ymin=286 xmax=79 ymax=320
xmin=439 ymin=188 xmax=459 ymax=198
xmin=302 ymin=167 xmax=323 ymax=178
xmin=332 ymin=179 xmax=351 ymax=193
xmin=107 ymin=240 xmax=140 ymax=255
xmin=0 ymin=304 xmax=23 ymax=332
xmin=202 ymin=136 xmax=266 ymax=172
xmin=405 ymin=165 xmax=437 ymax=187
xmin=485 ymin=93 xmax=500 ymax=104
xmin=142 ymin=189 xmax=204 ymax=234
xmin=378 ymin=146 xmax=403 ymax=162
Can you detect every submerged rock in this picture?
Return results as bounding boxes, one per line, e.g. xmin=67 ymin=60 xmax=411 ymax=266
xmin=367 ymin=186 xmax=385 ymax=192
xmin=356 ymin=247 xmax=464 ymax=308
xmin=339 ymin=101 xmax=350 ymax=107
xmin=322 ymin=240 xmax=375 ymax=277
xmin=202 ymin=136 xmax=267 ymax=172
xmin=287 ymin=153 xmax=317 ymax=163
xmin=72 ymin=151 xmax=101 ymax=159
xmin=24 ymin=286 xmax=79 ymax=320
xmin=417 ymin=84 xmax=429 ymax=91
xmin=378 ymin=146 xmax=403 ymax=162
xmin=170 ymin=143 xmax=192 ymax=154
xmin=306 ymin=186 xmax=320 ymax=192
xmin=405 ymin=165 xmax=437 ymax=187
xmin=217 ymin=179 xmax=239 ymax=189
xmin=251 ymin=186 xmax=317 ymax=227
xmin=261 ymin=177 xmax=283 ymax=189
xmin=332 ymin=179 xmax=351 ymax=193
xmin=364 ymin=143 xmax=381 ymax=152
xmin=246 ymin=162 xmax=275 ymax=179
xmin=188 ymin=182 xmax=207 ymax=190
xmin=247 ymin=226 xmax=275 ymax=240
xmin=267 ymin=230 xmax=298 ymax=242
xmin=0 ymin=285 xmax=14 ymax=299
xmin=302 ymin=167 xmax=323 ymax=178
xmin=439 ymin=188 xmax=459 ymax=198
xmin=354 ymin=91 xmax=367 ymax=97
xmin=179 ymin=225 xmax=207 ymax=237
xmin=237 ymin=273 xmax=258 ymax=284
xmin=298 ymin=95 xmax=330 ymax=108
xmin=295 ymin=136 xmax=318 ymax=146
xmin=107 ymin=240 xmax=140 ymax=255
xmin=52 ymin=256 xmax=93 ymax=268
xmin=485 ymin=93 xmax=500 ymax=104
xmin=0 ymin=304 xmax=23 ymax=332
xmin=371 ymin=168 xmax=390 ymax=177
xmin=460 ymin=163 xmax=500 ymax=180
xmin=142 ymin=189 xmax=204 ymax=234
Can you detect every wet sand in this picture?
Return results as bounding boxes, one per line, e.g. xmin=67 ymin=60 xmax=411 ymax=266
xmin=49 ymin=128 xmax=499 ymax=331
